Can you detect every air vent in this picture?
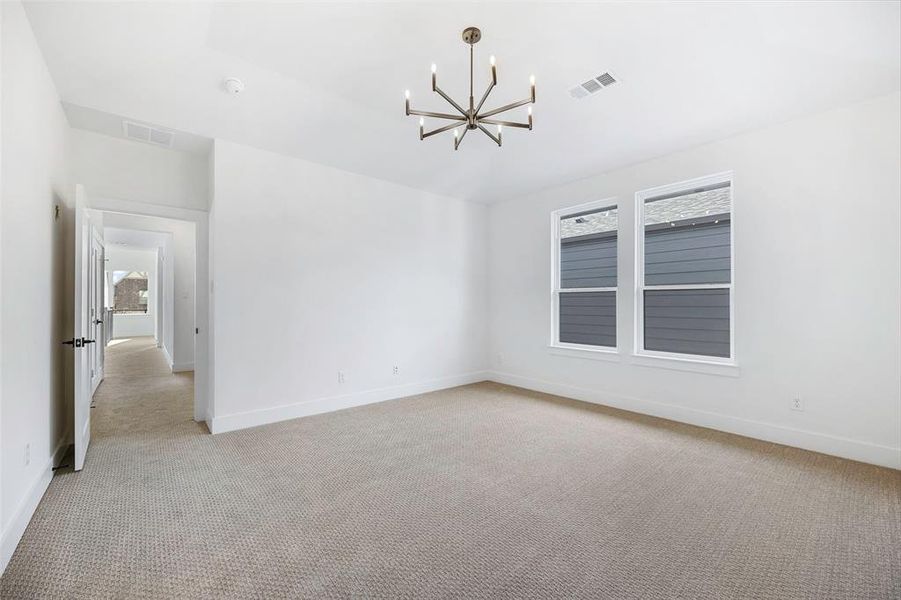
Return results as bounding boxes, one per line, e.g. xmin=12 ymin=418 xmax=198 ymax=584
xmin=568 ymin=71 xmax=618 ymax=100
xmin=596 ymin=72 xmax=617 ymax=87
xmin=581 ymin=79 xmax=602 ymax=94
xmin=122 ymin=120 xmax=175 ymax=148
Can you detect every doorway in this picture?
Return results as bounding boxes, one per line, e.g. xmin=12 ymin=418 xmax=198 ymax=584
xmin=69 ymin=186 xmax=210 ymax=471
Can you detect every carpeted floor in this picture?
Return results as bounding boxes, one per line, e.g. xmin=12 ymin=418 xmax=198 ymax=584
xmin=2 ymin=337 xmax=899 ymax=599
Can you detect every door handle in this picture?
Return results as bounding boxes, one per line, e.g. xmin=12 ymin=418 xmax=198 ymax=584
xmin=81 ymin=338 xmax=96 ymax=345
xmin=62 ymin=338 xmax=84 ymax=347
xmin=93 ymin=319 xmax=103 ymax=325
xmin=62 ymin=339 xmax=76 ymax=346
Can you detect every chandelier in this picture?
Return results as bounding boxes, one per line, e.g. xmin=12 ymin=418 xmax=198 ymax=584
xmin=405 ymin=26 xmax=535 ymax=150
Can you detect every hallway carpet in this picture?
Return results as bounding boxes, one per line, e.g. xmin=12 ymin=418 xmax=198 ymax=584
xmin=2 ymin=338 xmax=899 ymax=599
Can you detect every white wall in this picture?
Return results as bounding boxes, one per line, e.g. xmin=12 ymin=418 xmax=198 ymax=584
xmin=103 ymin=213 xmax=196 ymax=371
xmin=69 ymin=128 xmax=209 ymax=211
xmin=0 ymin=0 xmax=70 ymax=573
xmin=488 ymin=92 xmax=901 ymax=469
xmin=106 ymin=245 xmax=157 ymax=339
xmin=209 ymin=139 xmax=489 ymax=432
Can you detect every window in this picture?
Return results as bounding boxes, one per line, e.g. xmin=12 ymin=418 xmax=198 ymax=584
xmin=551 ymin=200 xmax=618 ymax=350
xmin=111 ymin=271 xmax=149 ymax=314
xmin=636 ymin=173 xmax=733 ymax=362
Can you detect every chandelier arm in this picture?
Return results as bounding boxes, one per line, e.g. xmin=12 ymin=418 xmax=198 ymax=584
xmin=454 ymin=126 xmax=468 ymax=151
xmin=433 ymin=85 xmax=469 ymax=116
xmin=474 ymin=80 xmax=496 ymax=115
xmin=408 ymin=109 xmax=467 ymax=121
xmin=422 ymin=121 xmax=464 ymax=140
xmin=477 ymin=124 xmax=502 ymax=147
xmin=478 ymin=97 xmax=533 ymax=119
xmin=478 ymin=118 xmax=530 ymax=129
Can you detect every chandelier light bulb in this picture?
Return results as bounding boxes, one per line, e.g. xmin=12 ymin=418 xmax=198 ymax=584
xmin=431 ymin=63 xmax=437 ymax=73
xmin=453 ymin=129 xmax=458 ymax=138
xmin=419 ymin=117 xmax=424 ymax=127
xmin=497 ymin=124 xmax=502 ymax=134
xmin=405 ymin=90 xmax=410 ymax=99
xmin=529 ymin=75 xmax=535 ymax=85
xmin=528 ymin=106 xmax=532 ymax=115
xmin=490 ymin=55 xmax=496 ymax=66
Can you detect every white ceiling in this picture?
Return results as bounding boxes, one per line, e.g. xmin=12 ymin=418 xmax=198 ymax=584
xmin=104 ymin=227 xmax=168 ymax=251
xmin=103 ymin=212 xmax=190 ymax=249
xmin=24 ymin=1 xmax=901 ymax=203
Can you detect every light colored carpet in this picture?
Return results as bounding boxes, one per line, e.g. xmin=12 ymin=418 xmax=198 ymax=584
xmin=2 ymin=337 xmax=899 ymax=599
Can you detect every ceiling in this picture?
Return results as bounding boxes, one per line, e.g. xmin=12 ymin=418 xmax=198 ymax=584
xmin=103 ymin=212 xmax=190 ymax=250
xmin=104 ymin=226 xmax=168 ymax=251
xmin=24 ymin=1 xmax=901 ymax=203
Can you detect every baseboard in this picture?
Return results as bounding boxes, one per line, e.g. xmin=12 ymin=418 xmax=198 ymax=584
xmin=488 ymin=371 xmax=901 ymax=470
xmin=0 ymin=438 xmax=68 ymax=576
xmin=161 ymin=345 xmax=173 ymax=369
xmin=210 ymin=371 xmax=491 ymax=434
xmin=172 ymin=362 xmax=193 ymax=373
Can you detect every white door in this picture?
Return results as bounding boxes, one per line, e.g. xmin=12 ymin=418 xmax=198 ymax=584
xmin=69 ymin=184 xmax=94 ymax=471
xmin=90 ymin=233 xmax=105 ymax=393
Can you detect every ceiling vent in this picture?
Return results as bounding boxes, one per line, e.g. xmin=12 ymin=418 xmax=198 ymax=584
xmin=569 ymin=72 xmax=618 ymax=99
xmin=122 ymin=120 xmax=175 ymax=148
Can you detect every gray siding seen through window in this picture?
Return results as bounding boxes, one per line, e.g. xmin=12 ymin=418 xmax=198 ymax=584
xmin=557 ymin=203 xmax=617 ymax=348
xmin=559 ymin=291 xmax=616 ymax=348
xmin=645 ymin=218 xmax=730 ymax=286
xmin=640 ymin=178 xmax=732 ymax=359
xmin=560 ymin=232 xmax=617 ymax=288
xmin=644 ymin=289 xmax=730 ymax=358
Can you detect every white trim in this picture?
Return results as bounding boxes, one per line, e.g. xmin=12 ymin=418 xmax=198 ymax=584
xmin=0 ymin=439 xmax=68 ymax=575
xmin=631 ymin=352 xmax=740 ymax=377
xmin=487 ymin=371 xmax=901 ymax=470
xmin=209 ymin=371 xmax=490 ymax=434
xmin=161 ymin=345 xmax=173 ymax=369
xmin=548 ymin=344 xmax=620 ymax=362
xmin=172 ymin=362 xmax=194 ymax=373
xmin=634 ymin=171 xmax=735 ymax=365
xmin=550 ymin=197 xmax=619 ymax=351
xmin=90 ymin=374 xmax=103 ymax=396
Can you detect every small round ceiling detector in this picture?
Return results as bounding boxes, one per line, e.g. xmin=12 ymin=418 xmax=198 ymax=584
xmin=223 ymin=77 xmax=245 ymax=95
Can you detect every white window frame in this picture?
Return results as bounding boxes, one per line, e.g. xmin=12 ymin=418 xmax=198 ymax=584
xmin=550 ymin=197 xmax=619 ymax=356
xmin=634 ymin=171 xmax=735 ymax=366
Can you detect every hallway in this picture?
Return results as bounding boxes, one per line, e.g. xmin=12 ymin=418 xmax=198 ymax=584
xmin=94 ymin=337 xmax=195 ymax=438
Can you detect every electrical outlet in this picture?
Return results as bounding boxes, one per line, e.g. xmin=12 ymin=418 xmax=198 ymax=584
xmin=337 ymin=371 xmax=345 ymax=384
xmin=791 ymin=395 xmax=804 ymax=412
xmin=393 ymin=365 xmax=399 ymax=376
xmin=25 ymin=443 xmax=31 ymax=467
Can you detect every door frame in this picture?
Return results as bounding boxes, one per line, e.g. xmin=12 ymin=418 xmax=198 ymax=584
xmin=89 ymin=227 xmax=105 ymax=395
xmin=81 ymin=196 xmax=212 ymax=425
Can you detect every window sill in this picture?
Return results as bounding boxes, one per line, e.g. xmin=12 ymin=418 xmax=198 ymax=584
xmin=631 ymin=352 xmax=740 ymax=377
xmin=548 ymin=344 xmax=621 ymax=362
